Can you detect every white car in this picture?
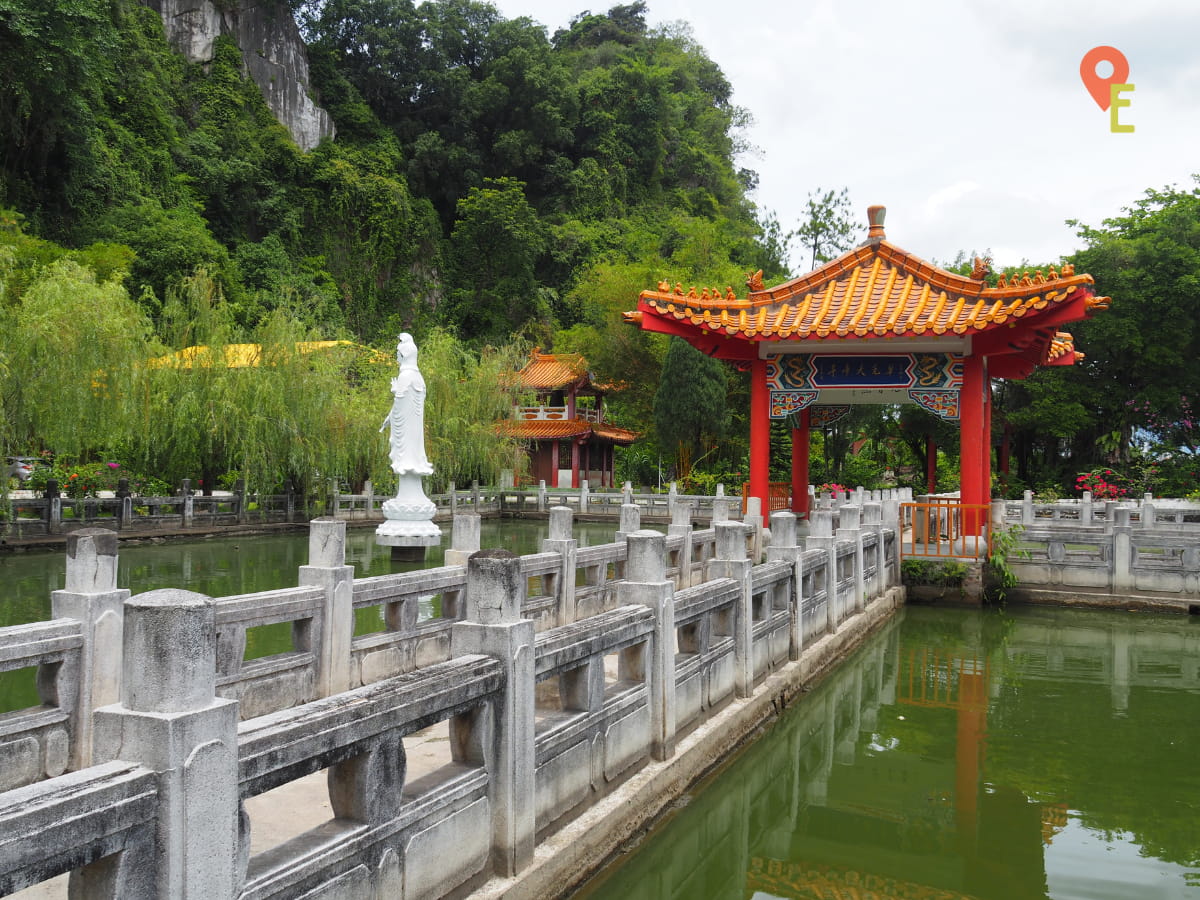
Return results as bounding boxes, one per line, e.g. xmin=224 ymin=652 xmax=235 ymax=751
xmin=5 ymin=457 xmax=36 ymax=482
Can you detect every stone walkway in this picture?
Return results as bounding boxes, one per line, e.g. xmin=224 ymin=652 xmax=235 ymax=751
xmin=10 ymin=723 xmax=456 ymax=898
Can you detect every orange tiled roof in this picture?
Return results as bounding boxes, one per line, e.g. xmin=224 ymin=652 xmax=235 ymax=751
xmin=1047 ymin=332 xmax=1083 ymax=364
xmin=626 ymin=210 xmax=1109 ymax=343
xmin=498 ymin=418 xmax=638 ymax=444
xmin=515 ymin=350 xmax=590 ymax=391
xmin=499 ymin=419 xmax=592 ymax=440
xmin=592 ymin=422 xmax=638 ymax=443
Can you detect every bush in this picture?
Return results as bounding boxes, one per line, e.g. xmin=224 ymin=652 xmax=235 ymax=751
xmin=900 ymin=558 xmax=969 ymax=585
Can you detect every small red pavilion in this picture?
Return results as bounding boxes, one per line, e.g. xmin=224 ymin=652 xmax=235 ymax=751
xmin=500 ymin=350 xmax=638 ymax=488
xmin=624 ymin=206 xmax=1111 ymax=525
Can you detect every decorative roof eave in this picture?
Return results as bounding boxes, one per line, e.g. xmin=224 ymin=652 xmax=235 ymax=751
xmin=497 ymin=419 xmax=592 ymax=440
xmin=498 ymin=418 xmax=639 ymax=445
xmin=630 ymin=283 xmax=1107 ymax=345
xmin=510 ymin=349 xmax=594 ymax=392
xmin=626 ymin=206 xmax=1111 ymax=347
xmin=592 ymin=423 xmax=639 ymax=445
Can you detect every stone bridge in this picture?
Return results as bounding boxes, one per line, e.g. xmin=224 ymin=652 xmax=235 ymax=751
xmin=0 ymin=496 xmax=909 ymax=899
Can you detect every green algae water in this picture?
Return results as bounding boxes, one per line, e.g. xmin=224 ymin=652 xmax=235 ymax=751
xmin=0 ymin=519 xmax=624 ymax=713
xmin=575 ymin=605 xmax=1200 ymax=900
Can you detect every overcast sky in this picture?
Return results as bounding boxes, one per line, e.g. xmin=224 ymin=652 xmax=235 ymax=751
xmin=490 ymin=0 xmax=1200 ymax=273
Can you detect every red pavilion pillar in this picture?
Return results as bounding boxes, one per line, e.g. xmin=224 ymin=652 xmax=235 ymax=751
xmin=571 ymin=438 xmax=580 ymax=488
xmin=791 ymin=408 xmax=811 ymax=518
xmin=959 ymin=355 xmax=989 ymax=533
xmin=749 ymin=357 xmax=770 ymax=513
xmin=926 ymin=435 xmax=937 ymax=494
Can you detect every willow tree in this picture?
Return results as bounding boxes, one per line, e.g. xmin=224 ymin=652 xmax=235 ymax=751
xmin=126 ymin=269 xmax=391 ymax=498
xmin=1 ymin=259 xmax=151 ymax=462
xmin=417 ymin=329 xmax=532 ymax=493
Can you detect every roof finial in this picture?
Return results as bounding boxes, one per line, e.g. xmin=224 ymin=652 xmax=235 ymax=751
xmin=867 ymin=205 xmax=886 ymax=242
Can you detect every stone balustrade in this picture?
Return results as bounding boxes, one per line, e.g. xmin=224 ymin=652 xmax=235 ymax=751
xmin=1003 ymin=505 xmax=1200 ymax=602
xmin=0 ymin=500 xmax=904 ymax=899
xmin=1002 ymin=490 xmax=1200 ymax=528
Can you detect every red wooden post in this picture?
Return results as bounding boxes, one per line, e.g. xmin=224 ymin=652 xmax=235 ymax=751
xmin=749 ymin=357 xmax=770 ymax=513
xmin=926 ymin=435 xmax=937 ymax=494
xmin=959 ymin=354 xmax=987 ymax=533
xmin=791 ymin=408 xmax=811 ymax=517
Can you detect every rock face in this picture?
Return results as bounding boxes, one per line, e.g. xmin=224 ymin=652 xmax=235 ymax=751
xmin=146 ymin=0 xmax=335 ymax=151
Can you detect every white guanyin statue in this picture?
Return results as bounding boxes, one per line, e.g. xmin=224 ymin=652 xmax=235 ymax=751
xmin=376 ymin=333 xmax=441 ymax=549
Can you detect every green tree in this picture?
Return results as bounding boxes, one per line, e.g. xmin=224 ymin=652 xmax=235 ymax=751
xmin=791 ymin=187 xmax=859 ymax=270
xmin=443 ymin=177 xmax=549 ymax=343
xmin=653 ymin=336 xmax=726 ymax=481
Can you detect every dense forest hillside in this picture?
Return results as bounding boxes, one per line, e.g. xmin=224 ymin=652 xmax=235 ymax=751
xmin=0 ymin=0 xmax=782 ymax=342
xmin=0 ymin=0 xmax=787 ymax=492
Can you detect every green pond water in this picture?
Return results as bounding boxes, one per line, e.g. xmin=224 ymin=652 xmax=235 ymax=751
xmin=575 ymin=605 xmax=1200 ymax=900
xmin=0 ymin=519 xmax=626 ymax=712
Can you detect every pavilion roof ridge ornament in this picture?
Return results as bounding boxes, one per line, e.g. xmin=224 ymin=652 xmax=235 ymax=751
xmin=628 ymin=204 xmax=1112 ymax=343
xmin=866 ymin=204 xmax=886 ymax=243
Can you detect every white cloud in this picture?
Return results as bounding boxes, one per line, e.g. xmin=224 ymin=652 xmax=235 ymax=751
xmin=491 ymin=0 xmax=1200 ymax=274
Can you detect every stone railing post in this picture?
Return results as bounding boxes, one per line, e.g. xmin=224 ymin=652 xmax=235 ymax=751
xmin=616 ymin=502 xmax=641 ymax=542
xmin=446 ymin=513 xmax=482 ymax=567
xmin=1142 ymin=500 xmax=1157 ymax=529
xmin=472 ymin=479 xmax=481 ymax=511
xmin=805 ymin=509 xmax=840 ymax=635
xmin=668 ymin=500 xmax=694 ymax=588
xmin=537 ymin=480 xmax=547 ymax=513
xmin=299 ymin=518 xmax=355 ymax=698
xmin=181 ymin=479 xmax=194 ymax=529
xmin=450 ymin=551 xmax=535 ymax=876
xmin=542 ymin=506 xmax=578 ymax=624
xmin=44 ymin=478 xmax=61 ymax=533
xmin=622 ymin=481 xmax=633 ymax=505
xmin=882 ymin=493 xmax=901 ymax=586
xmin=115 ymin=478 xmax=131 ymax=528
xmin=284 ymin=479 xmax=296 ymax=524
xmin=707 ymin=521 xmax=754 ymax=697
xmin=364 ymin=480 xmax=374 ymax=516
xmin=617 ymin=530 xmax=676 ymax=759
xmin=766 ymin=511 xmax=804 ymax=661
xmin=714 ymin=497 xmax=733 ymax=524
xmin=1080 ymin=491 xmax=1093 ymax=526
xmin=862 ymin=502 xmax=884 ymax=599
xmin=49 ymin=529 xmax=129 ymax=769
xmin=1112 ymin=507 xmax=1133 ymax=592
xmin=1021 ymin=490 xmax=1034 ymax=526
xmin=449 ymin=481 xmax=458 ymax=515
xmin=330 ymin=478 xmax=341 ymax=518
xmin=1103 ymin=500 xmax=1118 ymax=533
xmin=579 ymin=481 xmax=589 ymax=514
xmin=744 ymin=496 xmax=765 ymax=563
xmin=836 ymin=505 xmax=865 ymax=614
xmin=91 ymin=590 xmax=240 ymax=899
xmin=233 ymin=478 xmax=248 ymax=524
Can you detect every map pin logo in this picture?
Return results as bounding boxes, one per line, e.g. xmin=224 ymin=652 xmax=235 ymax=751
xmin=1080 ymin=46 xmax=1130 ymax=110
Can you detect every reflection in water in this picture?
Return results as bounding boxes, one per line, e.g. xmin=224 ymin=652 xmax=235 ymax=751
xmin=576 ymin=606 xmax=1200 ymax=900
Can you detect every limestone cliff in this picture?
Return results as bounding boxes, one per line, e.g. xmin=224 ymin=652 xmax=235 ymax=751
xmin=144 ymin=0 xmax=335 ymax=151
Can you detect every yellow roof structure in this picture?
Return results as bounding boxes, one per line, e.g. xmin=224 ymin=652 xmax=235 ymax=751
xmin=147 ymin=340 xmax=389 ymax=369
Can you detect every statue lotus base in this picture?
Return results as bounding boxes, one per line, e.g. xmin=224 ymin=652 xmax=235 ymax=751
xmin=375 ymin=474 xmax=441 ymax=553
